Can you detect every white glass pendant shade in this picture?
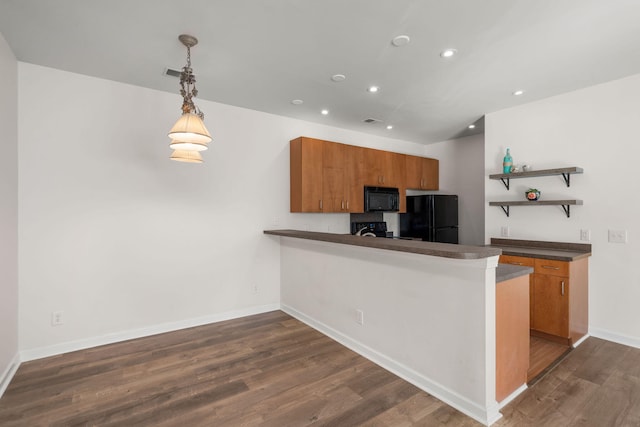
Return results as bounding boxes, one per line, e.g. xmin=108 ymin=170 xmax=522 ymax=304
xmin=170 ymin=149 xmax=203 ymax=163
xmin=168 ymin=113 xmax=212 ymax=144
xmin=169 ymin=139 xmax=208 ymax=151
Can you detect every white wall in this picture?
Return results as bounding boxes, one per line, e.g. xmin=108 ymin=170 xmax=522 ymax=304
xmin=422 ymin=134 xmax=485 ymax=245
xmin=0 ymin=32 xmax=19 ymax=395
xmin=17 ymin=63 xmax=442 ymax=357
xmin=279 ymin=237 xmax=500 ymax=425
xmin=485 ymin=73 xmax=640 ymax=347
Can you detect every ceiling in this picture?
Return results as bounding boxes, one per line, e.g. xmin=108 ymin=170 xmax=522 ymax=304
xmin=2 ymin=0 xmax=640 ymax=144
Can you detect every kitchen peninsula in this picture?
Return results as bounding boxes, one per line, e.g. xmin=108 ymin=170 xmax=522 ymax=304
xmin=265 ymin=230 xmax=530 ymax=426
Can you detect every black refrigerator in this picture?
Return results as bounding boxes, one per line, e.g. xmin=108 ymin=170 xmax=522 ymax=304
xmin=399 ymin=195 xmax=459 ymax=243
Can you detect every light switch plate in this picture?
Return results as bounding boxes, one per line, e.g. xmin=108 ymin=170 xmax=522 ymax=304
xmin=608 ymin=229 xmax=628 ymax=243
xmin=580 ymin=229 xmax=591 ymax=241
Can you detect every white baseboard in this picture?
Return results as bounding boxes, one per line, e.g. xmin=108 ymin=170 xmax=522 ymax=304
xmin=589 ymin=328 xmax=640 ymax=350
xmin=20 ymin=303 xmax=280 ymax=362
xmin=572 ymin=334 xmax=590 ymax=348
xmin=0 ymin=352 xmax=20 ymax=399
xmin=498 ymin=383 xmax=527 ymax=409
xmin=281 ymin=304 xmax=501 ymax=426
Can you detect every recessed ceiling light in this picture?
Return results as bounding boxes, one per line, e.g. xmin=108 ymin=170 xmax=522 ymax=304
xmin=321 ymin=109 xmax=329 ymax=115
xmin=386 ymin=125 xmax=393 ymax=130
xmin=440 ymin=48 xmax=457 ymax=58
xmin=391 ymin=35 xmax=410 ymax=47
xmin=367 ymin=86 xmax=379 ymax=93
xmin=331 ymin=74 xmax=346 ymax=82
xmin=513 ymin=90 xmax=525 ymax=96
xmin=291 ymin=99 xmax=303 ymax=105
xmin=468 ymin=124 xmax=475 ymax=129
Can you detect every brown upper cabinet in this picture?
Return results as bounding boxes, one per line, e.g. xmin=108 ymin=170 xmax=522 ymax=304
xmin=290 ymin=137 xmax=324 ymax=212
xmin=345 ymin=145 xmax=366 ymax=213
xmin=290 ymin=137 xmax=438 ymax=213
xmin=322 ymin=141 xmax=349 ymax=212
xmin=405 ymin=155 xmax=439 ymax=190
xmin=363 ymin=149 xmax=406 ymax=188
xmin=290 ymin=137 xmax=356 ymax=213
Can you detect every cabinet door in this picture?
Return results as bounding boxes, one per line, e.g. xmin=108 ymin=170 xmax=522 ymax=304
xmin=386 ymin=152 xmax=405 ymax=188
xmin=363 ymin=148 xmax=385 ymax=186
xmin=361 ymin=149 xmax=403 ymax=187
xmin=322 ymin=142 xmax=346 ymax=212
xmin=345 ymin=145 xmax=365 ymax=212
xmin=290 ymin=137 xmax=323 ymax=212
xmin=405 ymin=155 xmax=439 ymax=190
xmin=532 ymin=274 xmax=569 ymax=338
xmin=404 ymin=155 xmax=422 ymax=189
xmin=421 ymin=158 xmax=439 ymax=190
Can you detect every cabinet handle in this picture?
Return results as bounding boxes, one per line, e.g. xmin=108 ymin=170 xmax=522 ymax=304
xmin=341 ymin=200 xmax=345 ymax=210
xmin=561 ymin=281 xmax=565 ymax=296
xmin=542 ymin=265 xmax=560 ymax=270
xmin=319 ymin=200 xmax=323 ymax=210
xmin=509 ymin=262 xmax=523 ymax=266
xmin=346 ymin=200 xmax=349 ymax=210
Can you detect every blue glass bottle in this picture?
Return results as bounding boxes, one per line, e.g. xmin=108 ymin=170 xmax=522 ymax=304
xmin=503 ymin=148 xmax=513 ymax=174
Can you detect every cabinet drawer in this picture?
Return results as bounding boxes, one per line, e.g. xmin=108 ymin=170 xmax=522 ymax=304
xmin=499 ymin=255 xmax=535 ymax=267
xmin=534 ymin=259 xmax=569 ymax=276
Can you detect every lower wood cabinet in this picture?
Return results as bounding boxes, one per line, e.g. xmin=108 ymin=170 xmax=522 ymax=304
xmin=499 ymin=255 xmax=535 ymax=326
xmin=532 ymin=272 xmax=569 ymax=338
xmin=499 ymin=255 xmax=589 ymax=346
xmin=496 ymin=273 xmax=530 ymax=402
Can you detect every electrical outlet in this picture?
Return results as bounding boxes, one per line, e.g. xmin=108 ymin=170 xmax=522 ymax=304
xmin=356 ymin=309 xmax=364 ymax=325
xmin=608 ymin=230 xmax=628 ymax=244
xmin=51 ymin=311 xmax=64 ymax=326
xmin=251 ymin=283 xmax=258 ymax=294
xmin=500 ymin=226 xmax=510 ymax=237
xmin=580 ymin=229 xmax=591 ymax=241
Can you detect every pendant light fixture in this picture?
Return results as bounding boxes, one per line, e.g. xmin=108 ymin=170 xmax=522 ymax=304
xmin=170 ymin=149 xmax=203 ymax=163
xmin=168 ymin=34 xmax=212 ymax=162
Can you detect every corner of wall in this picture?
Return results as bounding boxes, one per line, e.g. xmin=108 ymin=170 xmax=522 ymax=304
xmin=0 ymin=352 xmax=20 ymax=399
xmin=0 ymin=30 xmax=20 ymax=396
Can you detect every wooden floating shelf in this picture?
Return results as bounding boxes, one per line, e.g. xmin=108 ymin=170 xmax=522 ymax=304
xmin=489 ymin=200 xmax=583 ymax=218
xmin=489 ymin=167 xmax=583 ymax=190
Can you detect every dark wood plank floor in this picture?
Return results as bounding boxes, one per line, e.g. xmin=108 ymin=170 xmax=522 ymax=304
xmin=0 ymin=310 xmax=638 ymax=426
xmin=527 ymin=335 xmax=571 ymax=383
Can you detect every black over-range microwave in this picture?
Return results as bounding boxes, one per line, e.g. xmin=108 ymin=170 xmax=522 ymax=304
xmin=364 ymin=186 xmax=400 ymax=212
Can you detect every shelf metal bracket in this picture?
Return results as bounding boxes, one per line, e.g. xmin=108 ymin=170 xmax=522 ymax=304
xmin=561 ymin=204 xmax=571 ymax=218
xmin=561 ymin=173 xmax=571 ymax=187
xmin=499 ymin=178 xmax=510 ymax=190
xmin=500 ymin=205 xmax=510 ymax=217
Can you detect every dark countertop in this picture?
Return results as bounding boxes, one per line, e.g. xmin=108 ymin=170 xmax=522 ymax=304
xmin=490 ymin=238 xmax=592 ymax=261
xmin=264 ymin=229 xmax=502 ymax=260
xmin=496 ymin=264 xmax=533 ymax=283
